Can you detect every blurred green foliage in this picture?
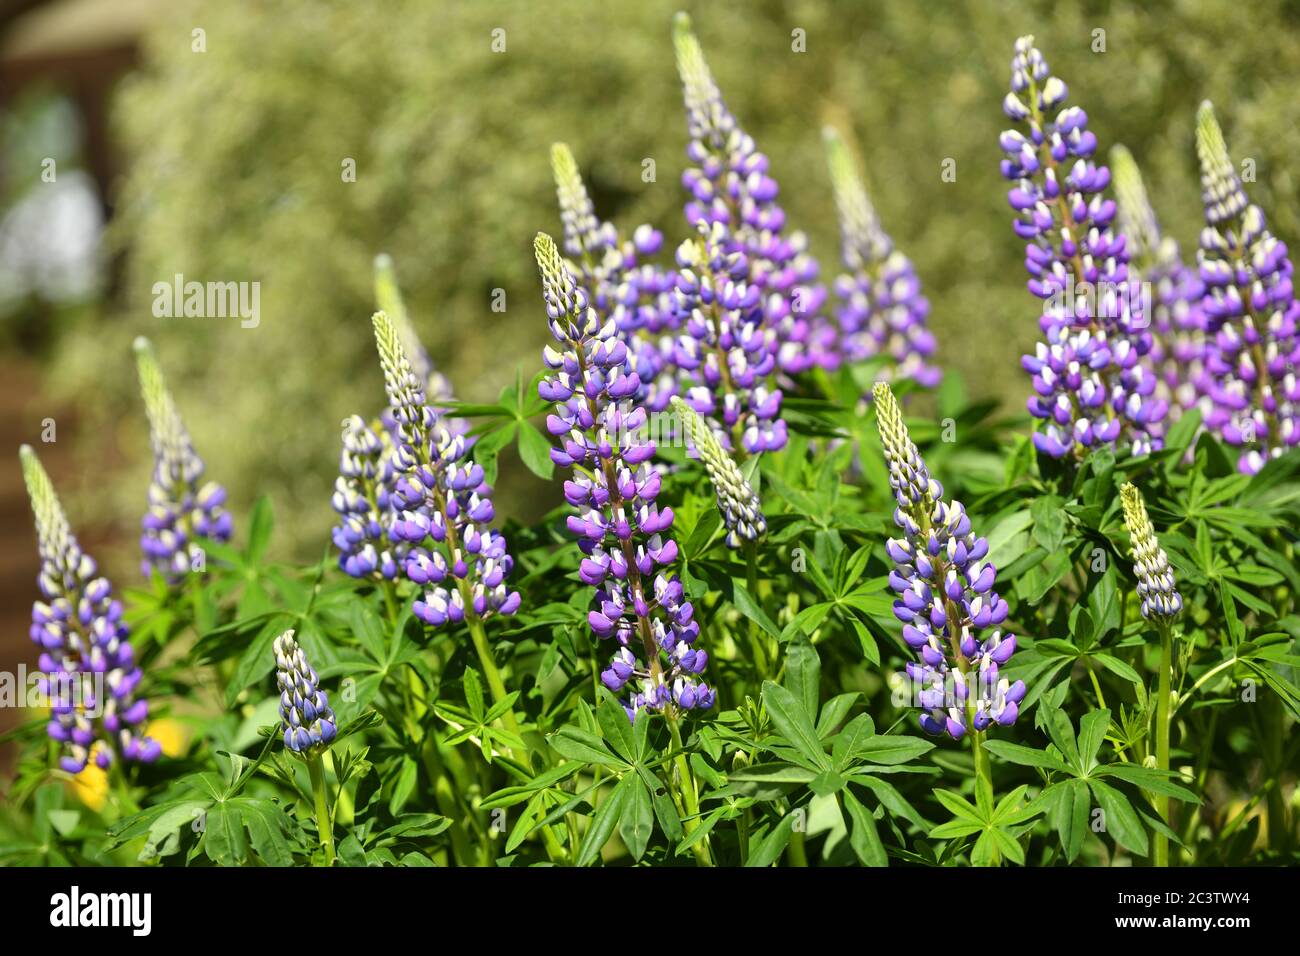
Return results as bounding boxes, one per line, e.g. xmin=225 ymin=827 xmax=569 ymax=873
xmin=44 ymin=0 xmax=1300 ymax=558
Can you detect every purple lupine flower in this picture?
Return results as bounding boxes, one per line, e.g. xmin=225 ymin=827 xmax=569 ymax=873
xmin=1119 ymin=483 xmax=1183 ymax=621
xmin=534 ymin=232 xmax=714 ymax=718
xmin=370 ymin=310 xmax=520 ymax=626
xmin=672 ymin=12 xmax=829 ymax=378
xmin=873 ymin=386 xmax=1023 ymax=739
xmin=20 ymin=445 xmax=160 ymax=773
xmin=133 ymin=337 xmax=233 ymax=580
xmin=1111 ymin=144 xmax=1210 ymax=424
xmin=330 ymin=414 xmax=402 ymax=580
xmin=670 ymin=396 xmax=766 ymax=548
xmin=1000 ymin=37 xmax=1166 ymax=459
xmin=825 ymin=126 xmax=941 ymax=388
xmin=1194 ymin=102 xmax=1300 ymax=474
xmin=273 ymin=629 xmax=337 ymax=754
xmin=550 ymin=143 xmax=680 ymax=412
xmin=672 ymin=223 xmax=788 ymax=456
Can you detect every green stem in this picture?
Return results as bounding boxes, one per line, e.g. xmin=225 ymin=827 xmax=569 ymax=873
xmin=972 ymin=729 xmax=993 ymax=802
xmin=1154 ymin=621 xmax=1173 ymax=867
xmin=787 ymin=826 xmax=809 ymax=866
xmin=108 ymin=760 xmax=141 ymax=816
xmin=462 ymin=610 xmax=570 ymax=862
xmin=465 ymin=611 xmax=525 ymax=755
xmin=381 ymin=579 xmax=400 ymax=625
xmin=1086 ymin=662 xmax=1108 ymax=711
xmin=668 ymin=716 xmax=713 ymax=866
xmin=1263 ymin=692 xmax=1291 ymax=854
xmin=322 ymin=750 xmax=354 ymax=826
xmin=1172 ymin=656 xmax=1238 ymax=716
xmin=420 ymin=736 xmax=474 ymax=866
xmin=743 ymin=540 xmax=768 ymax=680
xmin=307 ymin=756 xmax=335 ymax=865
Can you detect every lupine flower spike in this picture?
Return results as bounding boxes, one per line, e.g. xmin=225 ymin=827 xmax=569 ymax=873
xmin=670 ymin=395 xmax=766 ymax=548
xmin=873 ymin=384 xmax=1023 ymax=739
xmin=824 ymin=125 xmax=941 ymax=387
xmin=1109 ymin=144 xmax=1208 ymax=423
xmin=330 ymin=414 xmax=402 ymax=580
xmin=1119 ymin=480 xmax=1180 ymax=867
xmin=133 ymin=337 xmax=233 ymax=580
xmin=1194 ymin=102 xmax=1300 ymax=474
xmin=550 ymin=143 xmax=676 ymax=411
xmin=534 ymin=232 xmax=713 ymax=718
xmin=335 ymin=259 xmax=466 ymax=581
xmin=273 ymin=629 xmax=337 ymax=755
xmin=1119 ymin=483 xmax=1182 ymax=620
xmin=672 ymin=12 xmax=830 ymax=379
xmin=1001 ymin=37 xmax=1166 ymax=458
xmin=21 ymin=445 xmax=160 ymax=773
xmin=370 ymin=310 xmax=521 ymax=626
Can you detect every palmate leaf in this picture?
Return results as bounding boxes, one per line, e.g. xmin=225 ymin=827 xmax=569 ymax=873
xmin=929 ymin=783 xmax=1040 ymax=864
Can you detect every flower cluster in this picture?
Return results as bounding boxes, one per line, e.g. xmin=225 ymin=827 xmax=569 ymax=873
xmin=671 ymin=225 xmax=787 ymax=455
xmin=550 ymin=142 xmax=678 ymax=411
xmin=670 ymin=396 xmax=765 ymax=548
xmin=534 ymin=232 xmax=713 ymax=717
xmin=21 ymin=445 xmax=160 ymax=773
xmin=874 ymin=385 xmax=1024 ymax=739
xmin=1001 ymin=36 xmax=1166 ymax=458
xmin=1119 ymin=483 xmax=1182 ymax=620
xmin=133 ymin=337 xmax=233 ymax=580
xmin=370 ymin=310 xmax=520 ymax=626
xmin=672 ymin=12 xmax=829 ymax=378
xmin=273 ymin=629 xmax=337 ymax=755
xmin=330 ymin=414 xmax=402 ymax=580
xmin=825 ymin=126 xmax=941 ymax=388
xmin=1194 ymin=102 xmax=1300 ymax=474
xmin=1110 ymin=144 xmax=1208 ymax=423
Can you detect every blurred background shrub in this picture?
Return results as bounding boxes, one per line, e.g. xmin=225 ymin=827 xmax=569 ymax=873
xmin=7 ymin=0 xmax=1300 ymax=569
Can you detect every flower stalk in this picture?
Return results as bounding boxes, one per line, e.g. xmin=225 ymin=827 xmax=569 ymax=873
xmin=1119 ymin=482 xmax=1182 ymax=866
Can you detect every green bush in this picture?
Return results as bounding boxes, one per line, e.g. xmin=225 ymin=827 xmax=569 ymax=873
xmin=48 ymin=0 xmax=1300 ymax=559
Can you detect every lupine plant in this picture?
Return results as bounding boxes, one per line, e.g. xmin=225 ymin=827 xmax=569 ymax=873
xmin=134 ymin=337 xmax=233 ymax=581
xmin=2 ymin=17 xmax=1298 ymax=872
xmin=1002 ymin=36 xmax=1167 ymax=458
xmin=1193 ymin=102 xmax=1300 ymax=475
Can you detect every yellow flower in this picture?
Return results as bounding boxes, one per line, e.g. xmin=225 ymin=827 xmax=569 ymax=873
xmin=67 ymin=750 xmax=109 ymax=812
xmin=147 ymin=717 xmax=189 ymax=757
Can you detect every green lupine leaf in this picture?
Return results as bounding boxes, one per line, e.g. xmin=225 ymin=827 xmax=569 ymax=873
xmin=761 ymin=681 xmax=830 ymax=771
xmin=744 ymin=813 xmax=796 ymax=867
xmin=576 ymin=777 xmax=629 ymax=867
xmin=1076 ymin=708 xmax=1111 ymax=773
xmin=618 ymin=776 xmax=655 ymax=862
xmin=1088 ymin=778 xmax=1148 ymax=856
xmin=841 ymin=789 xmax=888 ymax=866
xmin=1094 ymin=764 xmax=1199 ymax=802
xmin=783 ymin=634 xmax=821 ymax=718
